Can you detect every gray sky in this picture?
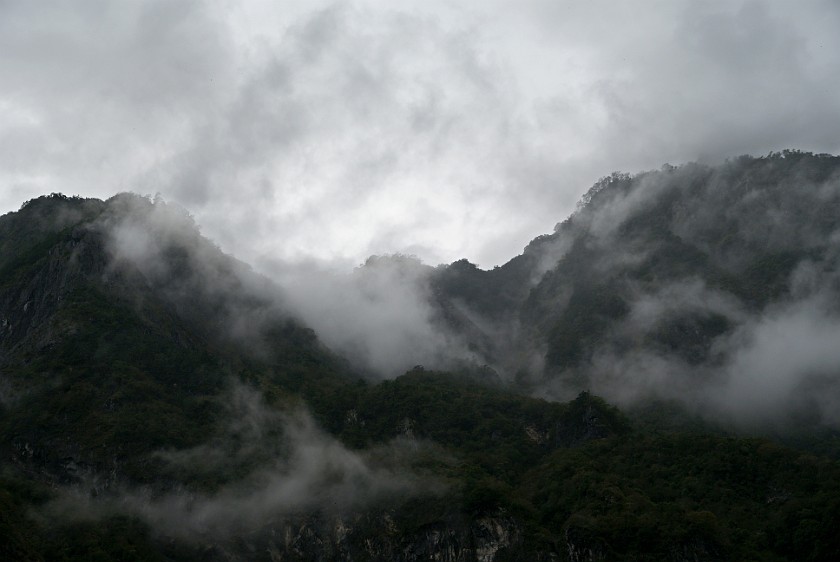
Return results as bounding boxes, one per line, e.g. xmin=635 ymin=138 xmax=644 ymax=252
xmin=2 ymin=0 xmax=839 ymax=269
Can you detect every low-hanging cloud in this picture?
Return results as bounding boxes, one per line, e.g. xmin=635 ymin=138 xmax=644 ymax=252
xmin=94 ymin=193 xmax=480 ymax=379
xmin=545 ymin=279 xmax=742 ymax=405
xmin=4 ymin=0 xmax=840 ymax=435
xmin=90 ymin=154 xmax=840 ymax=432
xmin=267 ymin=254 xmax=479 ymax=378
xmin=712 ymin=294 xmax=840 ymax=428
xmin=538 ymin=275 xmax=840 ymax=431
xmin=529 ymin=157 xmax=840 ymax=430
xmin=96 ymin=193 xmax=291 ymax=354
xmin=43 ymin=384 xmax=434 ymax=539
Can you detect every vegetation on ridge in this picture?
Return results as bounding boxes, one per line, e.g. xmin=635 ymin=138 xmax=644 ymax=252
xmin=2 ymin=153 xmax=840 ymax=560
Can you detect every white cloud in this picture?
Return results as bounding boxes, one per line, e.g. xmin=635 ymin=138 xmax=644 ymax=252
xmin=2 ymin=1 xmax=839 ymax=270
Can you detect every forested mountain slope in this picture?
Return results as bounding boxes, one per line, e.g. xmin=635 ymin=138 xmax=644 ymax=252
xmin=432 ymin=151 xmax=840 ymax=431
xmin=1 ymin=152 xmax=840 ymax=560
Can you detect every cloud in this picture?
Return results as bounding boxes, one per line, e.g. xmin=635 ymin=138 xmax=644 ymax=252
xmin=621 ymin=279 xmax=745 ymax=334
xmin=152 ymin=3 xmax=542 ymax=270
xmin=96 ymin=193 xmax=477 ymax=378
xmin=0 ymin=0 xmax=234 ymax=206
xmin=267 ymin=254 xmax=478 ymax=378
xmin=5 ymin=2 xmax=840 ymax=428
xmin=538 ymin=278 xmax=840 ymax=430
xmin=95 ymin=193 xmax=294 ymax=358
xmin=523 ymin=157 xmax=840 ymax=430
xmin=556 ymin=279 xmax=744 ymax=406
xmin=43 ymin=383 xmax=433 ymax=539
xmin=712 ymin=294 xmax=840 ymax=428
xmin=516 ymin=1 xmax=840 ymax=165
xmin=3 ymin=1 xmax=838 ymax=271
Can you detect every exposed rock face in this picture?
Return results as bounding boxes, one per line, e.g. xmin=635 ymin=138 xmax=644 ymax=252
xmin=0 ymin=230 xmax=87 ymax=363
xmin=553 ymin=394 xmax=622 ymax=447
xmin=243 ymin=510 xmax=557 ymax=562
xmin=564 ymin=526 xmax=606 ymax=562
xmin=8 ymin=185 xmax=833 ymax=561
xmin=667 ymin=538 xmax=723 ymax=562
xmin=81 ymin=509 xmax=559 ymax=562
xmin=524 ymin=424 xmax=549 ymax=445
xmin=0 ymin=196 xmax=105 ymax=362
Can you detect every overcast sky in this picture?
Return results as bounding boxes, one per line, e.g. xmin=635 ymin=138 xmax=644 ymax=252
xmin=2 ymin=0 xmax=839 ymax=269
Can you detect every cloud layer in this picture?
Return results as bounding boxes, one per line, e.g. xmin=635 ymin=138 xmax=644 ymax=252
xmin=2 ymin=1 xmax=839 ymax=269
xmin=44 ymin=384 xmax=430 ymax=539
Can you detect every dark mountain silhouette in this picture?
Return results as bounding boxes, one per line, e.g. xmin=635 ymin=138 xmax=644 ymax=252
xmin=2 ymin=152 xmax=840 ymax=560
xmin=431 ymin=151 xmax=840 ymax=431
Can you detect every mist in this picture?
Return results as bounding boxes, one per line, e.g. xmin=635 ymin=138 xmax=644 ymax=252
xmin=5 ymin=0 xmax=840 ymax=429
xmin=713 ymin=294 xmax=840 ymax=428
xmin=42 ymin=384 xmax=435 ymax=539
xmin=266 ymin=255 xmax=480 ymax=377
xmin=94 ymin=151 xmax=840 ymax=432
xmin=528 ymin=154 xmax=840 ymax=430
xmin=97 ymin=193 xmax=477 ymax=377
xmin=5 ymin=4 xmax=840 ymax=559
xmin=96 ymin=194 xmax=292 ymax=356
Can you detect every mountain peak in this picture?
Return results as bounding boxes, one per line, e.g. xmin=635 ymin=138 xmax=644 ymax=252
xmin=3 ymin=152 xmax=840 ymax=560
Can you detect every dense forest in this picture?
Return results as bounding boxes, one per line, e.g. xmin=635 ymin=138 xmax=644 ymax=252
xmin=1 ymin=152 xmax=840 ymax=560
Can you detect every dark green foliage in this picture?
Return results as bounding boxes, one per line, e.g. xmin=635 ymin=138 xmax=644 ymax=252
xmin=0 ymin=195 xmax=103 ymax=275
xmin=0 ymin=280 xmax=228 ymax=482
xmin=330 ymin=370 xmax=628 ymax=484
xmin=522 ymin=434 xmax=840 ymax=561
xmin=431 ymin=257 xmax=535 ymax=322
xmin=41 ymin=517 xmax=166 ymax=562
xmin=645 ymin=311 xmax=731 ymax=364
xmin=545 ymin=277 xmax=629 ymax=369
xmin=431 ymin=152 xmax=840 ymax=403
xmin=3 ymin=170 xmax=840 ymax=561
xmin=0 ymin=487 xmax=43 ymax=561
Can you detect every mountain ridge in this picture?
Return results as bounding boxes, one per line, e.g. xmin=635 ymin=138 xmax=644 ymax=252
xmin=2 ymin=151 xmax=840 ymax=560
xmin=428 ymin=151 xmax=840 ymax=426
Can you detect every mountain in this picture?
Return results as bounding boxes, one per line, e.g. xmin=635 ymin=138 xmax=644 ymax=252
xmin=431 ymin=151 xmax=840 ymax=431
xmin=0 ymin=193 xmax=627 ymax=560
xmin=1 ymin=152 xmax=840 ymax=561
